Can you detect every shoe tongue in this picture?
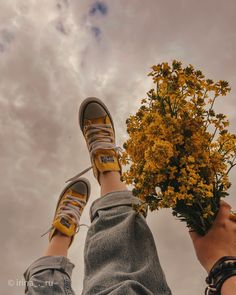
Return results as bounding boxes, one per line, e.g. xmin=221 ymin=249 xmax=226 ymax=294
xmin=85 ymin=115 xmax=110 ymax=125
xmin=60 ymin=216 xmax=73 ymax=228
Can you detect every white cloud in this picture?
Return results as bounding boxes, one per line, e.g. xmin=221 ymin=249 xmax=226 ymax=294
xmin=1 ymin=1 xmax=236 ymax=294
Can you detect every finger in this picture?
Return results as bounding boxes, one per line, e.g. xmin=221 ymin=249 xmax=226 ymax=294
xmin=220 ymin=200 xmax=232 ymax=210
xmin=220 ymin=201 xmax=236 ymax=223
xmin=214 ymin=201 xmax=232 ymax=224
xmin=229 ymin=212 xmax=236 ymax=222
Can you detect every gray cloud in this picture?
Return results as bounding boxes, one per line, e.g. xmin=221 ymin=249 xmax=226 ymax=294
xmin=1 ymin=1 xmax=236 ymax=294
xmin=89 ymin=1 xmax=108 ymax=16
xmin=0 ymin=28 xmax=14 ymax=53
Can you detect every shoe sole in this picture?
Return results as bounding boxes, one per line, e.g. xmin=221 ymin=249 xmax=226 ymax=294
xmin=79 ymin=97 xmax=115 ymax=135
xmin=53 ymin=178 xmax=91 ymax=220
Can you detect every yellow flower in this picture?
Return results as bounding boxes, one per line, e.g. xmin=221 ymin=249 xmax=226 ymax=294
xmin=122 ymin=60 xmax=235 ymax=235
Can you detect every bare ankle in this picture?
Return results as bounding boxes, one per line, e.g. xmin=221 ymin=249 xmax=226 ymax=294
xmin=99 ymin=171 xmax=127 ymax=196
xmin=44 ymin=233 xmax=71 ymax=257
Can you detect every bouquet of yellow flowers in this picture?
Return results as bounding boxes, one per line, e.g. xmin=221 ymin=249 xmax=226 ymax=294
xmin=122 ymin=60 xmax=236 ymax=235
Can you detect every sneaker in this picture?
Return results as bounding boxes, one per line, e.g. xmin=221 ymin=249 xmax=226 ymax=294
xmin=48 ymin=178 xmax=90 ymax=244
xmin=69 ymin=97 xmax=121 ymax=183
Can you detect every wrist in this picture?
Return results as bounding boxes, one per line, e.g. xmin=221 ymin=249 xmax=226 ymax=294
xmin=204 ymin=252 xmax=232 ymax=273
xmin=205 ymin=256 xmax=236 ymax=295
xmin=221 ymin=276 xmax=236 ymax=295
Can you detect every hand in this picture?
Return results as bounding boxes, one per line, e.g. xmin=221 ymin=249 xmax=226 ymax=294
xmin=189 ymin=201 xmax=236 ymax=273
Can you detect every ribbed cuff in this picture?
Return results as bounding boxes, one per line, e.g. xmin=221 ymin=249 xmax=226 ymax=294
xmin=89 ymin=190 xmax=141 ymax=222
xmin=24 ymin=256 xmax=74 ymax=281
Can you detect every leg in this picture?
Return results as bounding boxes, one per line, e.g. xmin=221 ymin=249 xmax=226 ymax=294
xmin=82 ymin=173 xmax=172 ymax=295
xmin=78 ymin=97 xmax=172 ymax=295
xmin=99 ymin=171 xmax=127 ymax=196
xmin=24 ymin=255 xmax=75 ymax=295
xmin=44 ymin=232 xmax=71 ymax=257
xmin=24 ymin=179 xmax=90 ymax=295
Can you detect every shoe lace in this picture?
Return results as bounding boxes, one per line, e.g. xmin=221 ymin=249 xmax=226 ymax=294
xmin=86 ymin=123 xmax=115 ymax=156
xmin=41 ymin=195 xmax=88 ymax=237
xmin=57 ymin=195 xmax=86 ymax=226
xmin=66 ymin=124 xmax=122 ymax=183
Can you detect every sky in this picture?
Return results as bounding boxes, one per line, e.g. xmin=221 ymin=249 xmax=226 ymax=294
xmin=0 ymin=0 xmax=236 ymax=294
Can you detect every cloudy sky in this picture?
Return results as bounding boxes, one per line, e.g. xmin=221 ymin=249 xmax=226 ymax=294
xmin=1 ymin=0 xmax=236 ymax=294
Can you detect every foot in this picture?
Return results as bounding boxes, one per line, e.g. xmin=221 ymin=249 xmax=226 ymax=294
xmin=79 ymin=97 xmax=121 ymax=183
xmin=49 ymin=178 xmax=90 ymax=245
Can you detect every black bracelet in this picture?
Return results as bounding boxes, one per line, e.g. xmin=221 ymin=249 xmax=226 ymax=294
xmin=205 ymin=256 xmax=236 ymax=295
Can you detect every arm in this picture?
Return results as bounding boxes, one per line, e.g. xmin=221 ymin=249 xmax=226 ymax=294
xmin=189 ymin=201 xmax=236 ymax=294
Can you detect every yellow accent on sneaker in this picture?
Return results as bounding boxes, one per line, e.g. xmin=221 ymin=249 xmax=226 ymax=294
xmin=51 ymin=217 xmax=77 ymax=238
xmin=48 ymin=179 xmax=90 ymax=244
xmin=93 ymin=150 xmax=121 ymax=179
xmin=67 ymin=98 xmax=122 ymax=184
xmin=80 ymin=98 xmax=122 ymax=182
